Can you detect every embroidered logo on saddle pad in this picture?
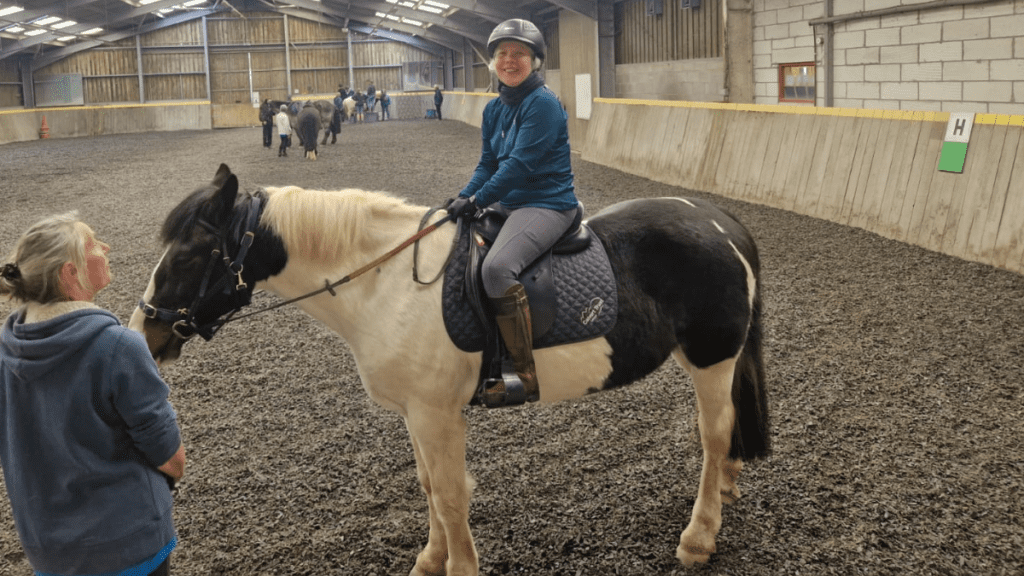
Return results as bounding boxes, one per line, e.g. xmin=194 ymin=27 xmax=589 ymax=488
xmin=442 ymin=221 xmax=618 ymax=352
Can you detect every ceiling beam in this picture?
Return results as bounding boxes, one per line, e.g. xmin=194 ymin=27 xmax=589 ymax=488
xmin=29 ymin=8 xmax=220 ymax=71
xmin=0 ymin=0 xmax=190 ymax=60
xmin=540 ymin=0 xmax=598 ymax=19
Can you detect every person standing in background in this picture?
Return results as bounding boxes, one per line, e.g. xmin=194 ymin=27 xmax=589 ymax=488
xmin=259 ymin=99 xmax=274 ymax=147
xmin=434 ymin=85 xmax=444 ymax=120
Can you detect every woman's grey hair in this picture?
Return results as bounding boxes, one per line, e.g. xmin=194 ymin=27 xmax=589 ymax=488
xmin=0 ymin=211 xmax=91 ymax=305
xmin=487 ymin=48 xmax=544 ymax=76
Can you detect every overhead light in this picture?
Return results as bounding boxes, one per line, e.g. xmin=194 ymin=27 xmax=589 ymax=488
xmin=82 ymin=27 xmax=103 ymax=35
xmin=417 ymin=5 xmax=442 ymax=13
xmin=402 ymin=17 xmax=423 ymax=26
xmin=182 ymin=0 xmax=206 ymax=6
xmin=0 ymin=6 xmax=26 ymax=17
xmin=139 ymin=0 xmax=161 ymax=4
xmin=35 ymin=16 xmax=62 ymax=26
xmin=52 ymin=20 xmax=77 ymax=29
xmin=424 ymin=0 xmax=449 ymax=8
xmin=6 ymin=25 xmax=25 ymax=33
xmin=57 ymin=35 xmax=75 ymax=41
xmin=24 ymin=28 xmax=47 ymax=36
xmin=159 ymin=7 xmax=173 ymax=13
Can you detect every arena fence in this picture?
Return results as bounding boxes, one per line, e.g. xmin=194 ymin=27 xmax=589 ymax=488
xmin=581 ymin=99 xmax=1024 ymax=276
xmin=3 ymin=93 xmax=1022 ymax=277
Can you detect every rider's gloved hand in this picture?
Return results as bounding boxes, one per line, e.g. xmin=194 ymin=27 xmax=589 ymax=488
xmin=446 ymin=196 xmax=478 ymax=218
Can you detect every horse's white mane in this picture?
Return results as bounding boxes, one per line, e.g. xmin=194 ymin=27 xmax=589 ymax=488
xmin=261 ymin=185 xmax=424 ymax=267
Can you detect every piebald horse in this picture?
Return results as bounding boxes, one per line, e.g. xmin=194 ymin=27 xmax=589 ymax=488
xmin=129 ymin=164 xmax=770 ymax=575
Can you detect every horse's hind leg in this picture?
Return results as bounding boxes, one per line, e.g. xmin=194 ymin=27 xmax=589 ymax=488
xmin=673 ymin=349 xmax=738 ymax=566
xmin=405 ymin=407 xmax=479 ymax=576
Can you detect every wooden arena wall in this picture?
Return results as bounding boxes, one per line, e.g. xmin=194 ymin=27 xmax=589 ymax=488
xmin=580 ymin=99 xmax=1024 ymax=275
xmin=0 ymin=102 xmax=213 ymax=143
xmin=0 ymin=92 xmax=438 ymax=144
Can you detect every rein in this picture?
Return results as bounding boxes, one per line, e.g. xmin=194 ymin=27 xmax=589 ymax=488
xmin=213 ymin=208 xmax=455 ymax=327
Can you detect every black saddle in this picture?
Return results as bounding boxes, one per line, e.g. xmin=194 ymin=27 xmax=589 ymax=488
xmin=441 ymin=204 xmax=618 ymax=354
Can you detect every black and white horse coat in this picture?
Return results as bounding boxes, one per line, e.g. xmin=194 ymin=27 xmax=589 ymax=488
xmin=130 ymin=165 xmax=770 ymax=576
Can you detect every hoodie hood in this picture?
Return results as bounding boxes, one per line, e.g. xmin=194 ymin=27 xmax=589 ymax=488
xmin=2 ymin=306 xmax=121 ymax=383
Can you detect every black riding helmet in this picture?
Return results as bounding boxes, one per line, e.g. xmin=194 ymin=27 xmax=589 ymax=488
xmin=487 ymin=19 xmax=546 ymax=61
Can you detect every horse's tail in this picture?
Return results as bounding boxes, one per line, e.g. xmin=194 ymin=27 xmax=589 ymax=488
xmin=729 ymin=272 xmax=770 ymax=461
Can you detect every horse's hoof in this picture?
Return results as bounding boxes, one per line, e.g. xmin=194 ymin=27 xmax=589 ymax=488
xmin=676 ymin=543 xmax=713 ymax=567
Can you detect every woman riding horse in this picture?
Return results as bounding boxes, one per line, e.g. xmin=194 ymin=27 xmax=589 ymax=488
xmin=446 ymin=18 xmax=579 ymax=406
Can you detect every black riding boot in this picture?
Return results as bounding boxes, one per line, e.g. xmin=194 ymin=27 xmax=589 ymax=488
xmin=483 ymin=284 xmax=539 ymax=407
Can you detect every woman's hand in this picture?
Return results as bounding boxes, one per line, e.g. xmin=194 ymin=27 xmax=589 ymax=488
xmin=446 ymin=197 xmax=478 ymax=218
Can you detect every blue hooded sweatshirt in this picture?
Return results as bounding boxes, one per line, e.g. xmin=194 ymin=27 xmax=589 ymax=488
xmin=0 ymin=305 xmax=180 ymax=576
xmin=458 ymin=80 xmax=578 ymax=211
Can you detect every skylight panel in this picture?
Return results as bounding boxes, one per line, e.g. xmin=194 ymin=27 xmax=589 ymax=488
xmin=52 ymin=20 xmax=76 ymax=29
xmin=5 ymin=25 xmax=24 ymax=33
xmin=35 ymin=16 xmax=62 ymax=26
xmin=57 ymin=35 xmax=75 ymax=41
xmin=402 ymin=17 xmax=423 ymax=26
xmin=424 ymin=0 xmax=450 ymax=8
xmin=139 ymin=0 xmax=161 ymax=5
xmin=82 ymin=27 xmax=103 ymax=35
xmin=24 ymin=28 xmax=47 ymax=36
xmin=417 ymin=5 xmax=442 ymax=13
xmin=0 ymin=6 xmax=25 ymax=17
xmin=182 ymin=0 xmax=206 ymax=6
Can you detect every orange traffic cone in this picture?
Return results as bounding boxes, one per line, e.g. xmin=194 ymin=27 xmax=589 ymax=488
xmin=39 ymin=115 xmax=49 ymax=139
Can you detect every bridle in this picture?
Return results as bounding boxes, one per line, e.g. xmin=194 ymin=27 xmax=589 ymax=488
xmin=138 ymin=191 xmax=458 ymax=343
xmin=138 ymin=190 xmax=265 ymax=341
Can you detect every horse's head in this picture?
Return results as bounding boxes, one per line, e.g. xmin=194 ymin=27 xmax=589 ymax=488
xmin=129 ymin=164 xmax=287 ymax=364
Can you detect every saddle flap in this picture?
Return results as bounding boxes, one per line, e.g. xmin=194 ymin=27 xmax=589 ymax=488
xmin=443 ymin=217 xmax=617 ymax=354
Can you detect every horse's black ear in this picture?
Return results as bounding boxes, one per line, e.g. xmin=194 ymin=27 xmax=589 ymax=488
xmin=209 ymin=172 xmax=239 ymax=225
xmin=212 ymin=164 xmax=233 ymax=188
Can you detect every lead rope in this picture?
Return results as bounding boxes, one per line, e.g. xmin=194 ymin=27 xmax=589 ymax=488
xmin=224 ymin=207 xmax=455 ymax=325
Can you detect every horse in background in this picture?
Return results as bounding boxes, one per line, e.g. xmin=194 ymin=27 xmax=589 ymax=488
xmin=269 ymin=99 xmax=339 ymax=147
xmin=296 ymin=104 xmax=322 ymax=160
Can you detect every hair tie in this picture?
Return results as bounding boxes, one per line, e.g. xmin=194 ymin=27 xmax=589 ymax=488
xmin=1 ymin=263 xmax=21 ymax=281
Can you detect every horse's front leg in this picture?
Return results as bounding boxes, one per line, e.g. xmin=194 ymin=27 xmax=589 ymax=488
xmin=406 ymin=407 xmax=478 ymax=576
xmin=675 ymin=354 xmax=738 ymax=566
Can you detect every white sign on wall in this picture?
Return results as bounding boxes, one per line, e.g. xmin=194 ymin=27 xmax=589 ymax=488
xmin=575 ymin=74 xmax=592 ymax=120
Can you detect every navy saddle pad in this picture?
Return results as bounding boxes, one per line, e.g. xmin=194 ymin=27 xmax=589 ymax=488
xmin=442 ymin=213 xmax=618 ymax=353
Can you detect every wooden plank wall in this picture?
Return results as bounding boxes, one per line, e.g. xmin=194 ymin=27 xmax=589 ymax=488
xmin=615 ymin=0 xmax=721 ymax=64
xmin=27 ymin=11 xmax=436 ymax=114
xmin=0 ymin=102 xmax=211 ymax=144
xmin=0 ymin=59 xmax=22 ymax=107
xmin=581 ymin=99 xmax=1024 ymax=274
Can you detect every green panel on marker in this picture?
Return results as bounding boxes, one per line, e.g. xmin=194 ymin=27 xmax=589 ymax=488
xmin=938 ymin=141 xmax=968 ymax=173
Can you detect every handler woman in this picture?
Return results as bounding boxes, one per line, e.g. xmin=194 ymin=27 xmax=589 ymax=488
xmin=0 ymin=212 xmax=185 ymax=576
xmin=447 ymin=18 xmax=580 ymax=406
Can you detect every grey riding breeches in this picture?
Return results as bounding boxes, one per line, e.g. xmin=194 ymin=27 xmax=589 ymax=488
xmin=481 ymin=204 xmax=580 ymax=299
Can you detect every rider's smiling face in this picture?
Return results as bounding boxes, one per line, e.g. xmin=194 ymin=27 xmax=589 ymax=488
xmin=493 ymin=41 xmax=534 ymax=88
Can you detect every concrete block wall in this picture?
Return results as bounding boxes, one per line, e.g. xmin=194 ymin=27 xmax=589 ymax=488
xmin=614 ymin=59 xmax=727 ymax=102
xmin=757 ymin=0 xmax=1024 ymax=112
xmin=581 ymin=97 xmax=1024 ymax=275
xmin=824 ymin=0 xmax=1024 ymax=114
xmin=753 ymin=0 xmax=822 ymax=103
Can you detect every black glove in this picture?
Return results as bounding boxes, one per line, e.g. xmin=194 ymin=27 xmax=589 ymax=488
xmin=446 ymin=196 xmax=478 ymax=218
